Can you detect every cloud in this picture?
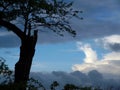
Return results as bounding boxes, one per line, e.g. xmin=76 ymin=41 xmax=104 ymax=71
xmin=0 ymin=27 xmax=20 ymax=48
xmin=30 ymin=71 xmax=120 ymax=90
xmin=72 ymin=39 xmax=120 ymax=78
xmin=95 ymin=35 xmax=120 ymax=52
xmin=0 ymin=34 xmax=20 ymax=48
xmin=73 ymin=60 xmax=120 ymax=79
xmin=0 ymin=0 xmax=120 ymax=47
xmin=103 ymin=52 xmax=120 ymax=60
xmin=71 ymin=0 xmax=120 ymax=41
xmin=0 ymin=32 xmax=12 ymax=36
xmin=77 ymin=42 xmax=98 ymax=63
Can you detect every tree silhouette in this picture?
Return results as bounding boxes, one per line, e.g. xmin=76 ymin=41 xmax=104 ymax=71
xmin=0 ymin=57 xmax=13 ymax=85
xmin=50 ymin=81 xmax=59 ymax=90
xmin=0 ymin=0 xmax=80 ymax=89
xmin=63 ymin=84 xmax=79 ymax=90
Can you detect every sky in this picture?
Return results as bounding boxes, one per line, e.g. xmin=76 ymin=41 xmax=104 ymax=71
xmin=0 ymin=0 xmax=120 ymax=79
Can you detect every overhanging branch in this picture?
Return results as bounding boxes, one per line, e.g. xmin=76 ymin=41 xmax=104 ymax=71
xmin=0 ymin=19 xmax=25 ymax=40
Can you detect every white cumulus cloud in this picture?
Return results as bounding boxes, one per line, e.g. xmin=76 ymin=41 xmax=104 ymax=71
xmin=73 ymin=36 xmax=120 ymax=77
xmin=77 ymin=42 xmax=98 ymax=63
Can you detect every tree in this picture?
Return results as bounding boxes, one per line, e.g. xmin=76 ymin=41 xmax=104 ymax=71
xmin=63 ymin=84 xmax=79 ymax=90
xmin=0 ymin=0 xmax=80 ymax=89
xmin=50 ymin=81 xmax=59 ymax=90
xmin=0 ymin=57 xmax=13 ymax=85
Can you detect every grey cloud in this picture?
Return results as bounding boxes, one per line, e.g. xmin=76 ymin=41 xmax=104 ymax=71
xmin=107 ymin=43 xmax=120 ymax=52
xmin=72 ymin=0 xmax=120 ymax=39
xmin=96 ymin=35 xmax=120 ymax=52
xmin=0 ymin=33 xmax=20 ymax=48
xmin=109 ymin=60 xmax=120 ymax=66
xmin=30 ymin=70 xmax=120 ymax=90
xmin=1 ymin=0 xmax=120 ymax=47
xmin=74 ymin=21 xmax=120 ymax=40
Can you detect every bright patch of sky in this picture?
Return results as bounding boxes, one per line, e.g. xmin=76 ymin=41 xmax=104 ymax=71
xmin=0 ymin=38 xmax=112 ymax=73
xmin=31 ymin=42 xmax=85 ymax=72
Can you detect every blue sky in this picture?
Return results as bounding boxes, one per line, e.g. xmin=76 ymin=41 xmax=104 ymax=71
xmin=0 ymin=0 xmax=120 ymax=78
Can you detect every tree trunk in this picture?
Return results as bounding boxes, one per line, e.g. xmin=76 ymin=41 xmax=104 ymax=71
xmin=14 ymin=31 xmax=38 ymax=90
xmin=0 ymin=19 xmax=38 ymax=90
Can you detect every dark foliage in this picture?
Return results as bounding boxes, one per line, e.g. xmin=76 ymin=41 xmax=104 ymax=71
xmin=50 ymin=81 xmax=59 ymax=90
xmin=0 ymin=0 xmax=81 ymax=37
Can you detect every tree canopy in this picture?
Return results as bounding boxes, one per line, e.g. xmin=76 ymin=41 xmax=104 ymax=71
xmin=0 ymin=0 xmax=79 ymax=37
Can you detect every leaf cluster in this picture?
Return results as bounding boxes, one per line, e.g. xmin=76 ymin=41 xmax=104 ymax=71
xmin=27 ymin=77 xmax=45 ymax=90
xmin=0 ymin=0 xmax=82 ymax=37
xmin=0 ymin=57 xmax=13 ymax=85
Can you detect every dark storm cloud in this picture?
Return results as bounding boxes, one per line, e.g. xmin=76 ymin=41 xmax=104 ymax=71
xmin=108 ymin=43 xmax=120 ymax=52
xmin=0 ymin=0 xmax=120 ymax=47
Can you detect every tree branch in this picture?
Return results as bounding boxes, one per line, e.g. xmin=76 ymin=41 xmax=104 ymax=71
xmin=0 ymin=19 xmax=25 ymax=40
